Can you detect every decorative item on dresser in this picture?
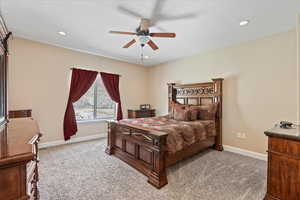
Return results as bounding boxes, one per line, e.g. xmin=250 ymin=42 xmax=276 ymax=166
xmin=106 ymin=78 xmax=223 ymax=188
xmin=127 ymin=109 xmax=155 ymax=119
xmin=264 ymin=124 xmax=300 ymax=200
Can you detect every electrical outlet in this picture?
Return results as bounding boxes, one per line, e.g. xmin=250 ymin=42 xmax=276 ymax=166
xmin=241 ymin=132 xmax=247 ymax=139
xmin=236 ymin=132 xmax=247 ymax=139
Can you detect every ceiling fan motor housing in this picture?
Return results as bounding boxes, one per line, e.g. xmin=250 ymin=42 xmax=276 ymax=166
xmin=136 ymin=26 xmax=149 ymax=36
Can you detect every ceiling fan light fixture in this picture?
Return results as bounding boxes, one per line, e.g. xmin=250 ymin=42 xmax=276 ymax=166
xmin=239 ymin=20 xmax=249 ymax=26
xmin=138 ymin=36 xmax=149 ymax=45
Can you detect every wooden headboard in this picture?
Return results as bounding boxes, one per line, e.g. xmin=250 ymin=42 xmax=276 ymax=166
xmin=167 ymin=78 xmax=224 ymax=150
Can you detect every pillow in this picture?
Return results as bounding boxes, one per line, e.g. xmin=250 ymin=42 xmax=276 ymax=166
xmin=189 ymin=109 xmax=198 ymax=121
xmin=190 ymin=103 xmax=218 ymax=120
xmin=189 ymin=105 xmax=201 ymax=120
xmin=170 ymin=101 xmax=189 ymax=119
xmin=173 ymin=105 xmax=190 ymax=121
xmin=198 ymin=103 xmax=218 ymax=120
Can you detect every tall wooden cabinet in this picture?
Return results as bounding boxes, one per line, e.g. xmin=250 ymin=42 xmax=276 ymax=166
xmin=0 ymin=15 xmax=42 ymax=200
xmin=264 ymin=125 xmax=300 ymax=200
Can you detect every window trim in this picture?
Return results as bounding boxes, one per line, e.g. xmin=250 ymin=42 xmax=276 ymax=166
xmin=76 ymin=118 xmax=111 ymax=124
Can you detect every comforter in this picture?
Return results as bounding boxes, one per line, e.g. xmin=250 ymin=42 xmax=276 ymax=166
xmin=120 ymin=116 xmax=216 ymax=153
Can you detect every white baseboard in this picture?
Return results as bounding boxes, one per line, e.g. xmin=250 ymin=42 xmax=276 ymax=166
xmin=39 ymin=133 xmax=106 ymax=149
xmin=223 ymin=145 xmax=267 ymax=161
xmin=39 ymin=135 xmax=267 ymax=161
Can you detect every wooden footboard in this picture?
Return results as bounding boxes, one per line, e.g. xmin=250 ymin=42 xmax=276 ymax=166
xmin=105 ymin=120 xmax=169 ymax=189
xmin=105 ymin=120 xmax=219 ymax=189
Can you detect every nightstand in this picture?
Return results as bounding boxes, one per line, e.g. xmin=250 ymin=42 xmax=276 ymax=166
xmin=264 ymin=125 xmax=300 ymax=200
xmin=127 ymin=109 xmax=155 ymax=119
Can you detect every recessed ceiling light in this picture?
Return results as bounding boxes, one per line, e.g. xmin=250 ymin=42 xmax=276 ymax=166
xmin=239 ymin=20 xmax=249 ymax=26
xmin=58 ymin=31 xmax=66 ymax=36
xmin=144 ymin=55 xmax=149 ymax=59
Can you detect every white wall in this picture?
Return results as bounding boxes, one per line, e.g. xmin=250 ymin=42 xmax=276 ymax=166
xmin=8 ymin=37 xmax=149 ymax=142
xmin=148 ymin=30 xmax=297 ymax=154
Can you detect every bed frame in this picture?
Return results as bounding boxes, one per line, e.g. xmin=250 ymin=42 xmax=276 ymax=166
xmin=105 ymin=78 xmax=223 ymax=188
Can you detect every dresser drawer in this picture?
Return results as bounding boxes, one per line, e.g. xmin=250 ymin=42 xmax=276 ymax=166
xmin=269 ymin=137 xmax=300 ymax=157
xmin=128 ymin=109 xmax=156 ymax=119
xmin=137 ymin=112 xmax=153 ymax=118
xmin=9 ymin=109 xmax=32 ymax=118
xmin=267 ymin=153 xmax=300 ymax=200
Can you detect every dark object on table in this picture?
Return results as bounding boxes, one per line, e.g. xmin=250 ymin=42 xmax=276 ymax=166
xmin=264 ymin=125 xmax=300 ymax=200
xmin=128 ymin=109 xmax=155 ymax=119
xmin=279 ymin=121 xmax=293 ymax=129
xmin=140 ymin=104 xmax=151 ymax=110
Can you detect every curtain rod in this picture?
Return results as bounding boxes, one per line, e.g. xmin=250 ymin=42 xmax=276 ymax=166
xmin=70 ymin=67 xmax=122 ymax=77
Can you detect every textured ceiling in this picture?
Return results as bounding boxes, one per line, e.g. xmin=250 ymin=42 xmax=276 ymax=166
xmin=1 ymin=0 xmax=300 ymax=66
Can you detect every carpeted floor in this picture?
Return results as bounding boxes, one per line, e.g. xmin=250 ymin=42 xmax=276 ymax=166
xmin=39 ymin=139 xmax=267 ymax=200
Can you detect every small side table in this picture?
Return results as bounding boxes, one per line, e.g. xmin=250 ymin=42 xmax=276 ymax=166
xmin=127 ymin=109 xmax=155 ymax=119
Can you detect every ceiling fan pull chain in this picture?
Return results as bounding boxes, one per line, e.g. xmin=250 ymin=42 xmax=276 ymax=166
xmin=141 ymin=45 xmax=144 ymax=65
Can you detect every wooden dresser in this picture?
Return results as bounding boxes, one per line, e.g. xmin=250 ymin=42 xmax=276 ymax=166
xmin=127 ymin=109 xmax=155 ymax=119
xmin=0 ymin=118 xmax=41 ymax=200
xmin=264 ymin=125 xmax=300 ymax=200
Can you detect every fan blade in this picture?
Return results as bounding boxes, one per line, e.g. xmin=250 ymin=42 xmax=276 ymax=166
xmin=118 ymin=6 xmax=143 ymax=19
xmin=150 ymin=0 xmax=165 ymax=25
xmin=159 ymin=13 xmax=197 ymax=21
xmin=150 ymin=32 xmax=176 ymax=38
xmin=154 ymin=25 xmax=167 ymax=32
xmin=147 ymin=40 xmax=159 ymax=50
xmin=109 ymin=31 xmax=136 ymax=35
xmin=123 ymin=39 xmax=136 ymax=48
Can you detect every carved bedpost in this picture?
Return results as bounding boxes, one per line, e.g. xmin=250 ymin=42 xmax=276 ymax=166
xmin=105 ymin=121 xmax=115 ymax=155
xmin=148 ymin=134 xmax=168 ymax=189
xmin=167 ymin=83 xmax=176 ymax=113
xmin=212 ymin=78 xmax=224 ymax=151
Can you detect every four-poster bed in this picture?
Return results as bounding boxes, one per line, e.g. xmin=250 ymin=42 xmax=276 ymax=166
xmin=105 ymin=78 xmax=224 ymax=188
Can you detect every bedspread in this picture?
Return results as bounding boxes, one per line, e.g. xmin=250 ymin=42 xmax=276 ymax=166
xmin=120 ymin=116 xmax=216 ymax=153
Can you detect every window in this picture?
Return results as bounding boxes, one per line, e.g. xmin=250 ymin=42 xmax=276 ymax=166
xmin=73 ymin=76 xmax=116 ymax=121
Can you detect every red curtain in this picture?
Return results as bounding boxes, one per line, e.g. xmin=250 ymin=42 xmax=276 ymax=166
xmin=100 ymin=72 xmax=123 ymax=120
xmin=63 ymin=68 xmax=98 ymax=140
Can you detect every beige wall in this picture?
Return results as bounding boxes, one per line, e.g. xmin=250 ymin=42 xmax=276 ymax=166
xmin=8 ymin=37 xmax=149 ymax=143
xmin=8 ymin=29 xmax=298 ymax=153
xmin=298 ymin=14 xmax=300 ymax=123
xmin=148 ymin=30 xmax=297 ymax=154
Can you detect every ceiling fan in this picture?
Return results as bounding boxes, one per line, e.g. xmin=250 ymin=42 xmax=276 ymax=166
xmin=109 ymin=18 xmax=176 ymax=51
